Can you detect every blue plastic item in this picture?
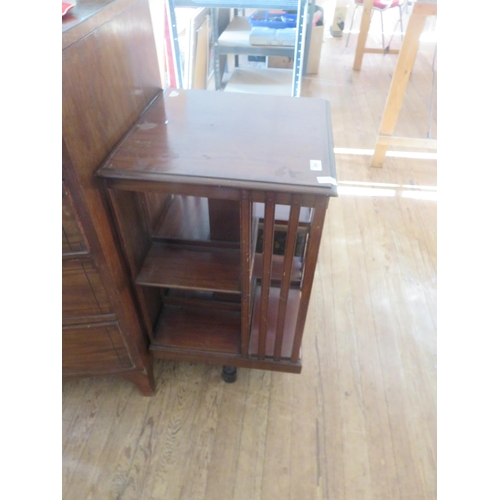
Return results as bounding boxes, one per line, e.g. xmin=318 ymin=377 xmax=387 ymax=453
xmin=249 ymin=10 xmax=297 ymax=29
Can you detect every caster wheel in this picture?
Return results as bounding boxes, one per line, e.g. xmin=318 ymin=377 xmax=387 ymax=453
xmin=221 ymin=365 xmax=237 ymax=383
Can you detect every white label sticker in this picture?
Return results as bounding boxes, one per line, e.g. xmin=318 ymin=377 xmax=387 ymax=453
xmin=310 ymin=159 xmax=322 ymax=171
xmin=317 ymin=176 xmax=338 ymax=186
xmin=169 ymin=91 xmax=180 ymax=97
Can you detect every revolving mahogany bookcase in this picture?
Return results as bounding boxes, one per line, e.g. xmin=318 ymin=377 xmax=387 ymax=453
xmin=97 ymin=89 xmax=337 ymax=381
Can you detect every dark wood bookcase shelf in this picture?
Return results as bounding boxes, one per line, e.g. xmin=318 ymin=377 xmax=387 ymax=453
xmin=136 ymin=242 xmax=241 ymax=293
xmin=97 ymin=89 xmax=337 ymax=378
xmin=153 ymin=305 xmax=241 ymax=354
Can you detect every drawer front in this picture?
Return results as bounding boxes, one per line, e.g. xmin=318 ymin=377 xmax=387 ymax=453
xmin=62 ymin=321 xmax=133 ymax=373
xmin=62 ymin=259 xmax=113 ymax=317
xmin=62 ymin=181 xmax=88 ymax=255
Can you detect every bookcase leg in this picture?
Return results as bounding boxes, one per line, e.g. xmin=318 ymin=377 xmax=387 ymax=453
xmin=221 ymin=365 xmax=237 ymax=383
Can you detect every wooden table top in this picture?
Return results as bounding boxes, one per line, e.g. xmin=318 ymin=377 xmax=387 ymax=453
xmin=97 ymin=90 xmax=337 ymax=196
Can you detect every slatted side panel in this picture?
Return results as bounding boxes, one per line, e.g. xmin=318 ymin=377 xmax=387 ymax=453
xmin=291 ymin=196 xmax=329 ymax=362
xmin=249 ymin=194 xmax=329 ymax=363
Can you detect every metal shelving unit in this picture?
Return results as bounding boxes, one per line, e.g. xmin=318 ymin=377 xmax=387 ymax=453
xmin=169 ymin=0 xmax=314 ymax=96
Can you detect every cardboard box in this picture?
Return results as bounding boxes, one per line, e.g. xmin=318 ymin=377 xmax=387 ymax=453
xmin=268 ymin=24 xmax=324 ymax=74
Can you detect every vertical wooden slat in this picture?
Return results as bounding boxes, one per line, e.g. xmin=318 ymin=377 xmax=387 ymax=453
xmin=291 ymin=196 xmax=329 ymax=362
xmin=274 ymin=195 xmax=301 ymax=360
xmin=258 ymin=192 xmax=276 ymax=359
xmin=240 ymin=190 xmax=251 ymax=357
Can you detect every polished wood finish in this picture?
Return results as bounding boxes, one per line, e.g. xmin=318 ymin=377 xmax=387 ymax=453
xmin=250 ymin=287 xmax=301 ymax=359
xmin=153 ymin=195 xmax=211 ymax=241
xmin=62 ymin=0 xmax=135 ymax=47
xmin=136 ymin=243 xmax=241 ymax=292
xmin=239 ymin=190 xmax=253 ymax=358
xmin=63 ymin=30 xmax=437 ymax=500
xmin=98 ymin=89 xmax=336 ymax=375
xmin=253 ymin=254 xmax=302 ymax=282
xmin=208 ymin=199 xmax=241 ymax=241
xmin=62 ymin=322 xmax=133 ymax=373
xmin=62 ymin=0 xmax=162 ymax=394
xmin=291 ymin=195 xmax=329 ymax=362
xmin=62 ymin=182 xmax=88 ymax=255
xmin=154 ymin=306 xmax=241 ymax=354
xmin=62 ymin=259 xmax=112 ymax=317
xmin=258 ymin=193 xmax=276 ymax=359
xmin=274 ymin=195 xmax=301 ymax=360
xmin=97 ymin=89 xmax=337 ymax=196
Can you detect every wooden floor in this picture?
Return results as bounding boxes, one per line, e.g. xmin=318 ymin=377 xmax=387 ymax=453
xmin=62 ymin=14 xmax=437 ymax=500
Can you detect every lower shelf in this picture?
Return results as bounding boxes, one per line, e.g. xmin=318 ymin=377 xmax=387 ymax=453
xmin=148 ymin=287 xmax=303 ymax=373
xmin=152 ymin=304 xmax=241 ymax=355
xmin=135 ymin=242 xmax=241 ymax=293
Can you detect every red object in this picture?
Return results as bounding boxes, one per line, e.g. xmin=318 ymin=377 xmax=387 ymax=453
xmin=62 ymin=2 xmax=75 ymax=16
xmin=164 ymin=3 xmax=179 ymax=88
xmin=354 ymin=0 xmax=401 ymax=8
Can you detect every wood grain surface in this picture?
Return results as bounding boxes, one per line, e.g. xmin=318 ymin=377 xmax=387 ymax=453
xmin=63 ymin=10 xmax=437 ymax=498
xmin=97 ymin=89 xmax=337 ymax=195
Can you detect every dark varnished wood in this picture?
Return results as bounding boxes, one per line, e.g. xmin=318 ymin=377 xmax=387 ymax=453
xmin=150 ymin=347 xmax=302 ymax=374
xmin=106 ymin=188 xmax=162 ymax=341
xmin=105 ymin=176 xmax=323 ymax=205
xmin=62 ymin=322 xmax=133 ymax=373
xmin=62 ymin=259 xmax=113 ymax=316
xmin=163 ymin=290 xmax=241 ymax=311
xmin=62 ymin=0 xmax=135 ymax=47
xmin=97 ymin=90 xmax=337 ymax=377
xmin=154 ymin=306 xmax=241 ymax=354
xmin=119 ymin=368 xmax=155 ymax=396
xmin=97 ymin=89 xmax=337 ymax=196
xmin=240 ymin=191 xmax=252 ymax=358
xmin=62 ymin=181 xmax=89 ymax=255
xmin=208 ymin=199 xmax=241 ymax=242
xmin=106 ymin=189 xmax=152 ymax=280
xmin=258 ymin=193 xmax=276 ymax=359
xmin=253 ymin=254 xmax=302 ymax=282
xmin=140 ymin=192 xmax=170 ymax=237
xmin=274 ymin=195 xmax=302 ymax=360
xmin=136 ymin=242 xmax=241 ymax=293
xmin=249 ymin=287 xmax=301 ymax=359
xmin=291 ymin=196 xmax=330 ymax=362
xmin=253 ymin=202 xmax=312 ymax=225
xmin=62 ymin=0 xmax=162 ymax=395
xmin=153 ymin=195 xmax=211 ymax=241
xmin=62 ymin=313 xmax=117 ymax=327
